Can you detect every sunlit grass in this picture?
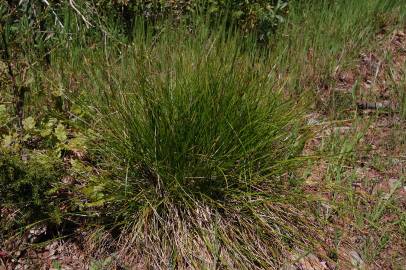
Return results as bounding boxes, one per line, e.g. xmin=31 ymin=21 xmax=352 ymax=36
xmin=71 ymin=23 xmax=323 ymax=268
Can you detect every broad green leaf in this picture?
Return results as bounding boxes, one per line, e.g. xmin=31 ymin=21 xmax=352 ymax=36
xmin=55 ymin=123 xmax=67 ymax=142
xmin=23 ymin=116 xmax=36 ymax=130
xmin=71 ymin=104 xmax=83 ymax=116
xmin=40 ymin=127 xmax=53 ymax=137
xmin=40 ymin=118 xmax=57 ymax=137
xmin=2 ymin=134 xmax=13 ymax=147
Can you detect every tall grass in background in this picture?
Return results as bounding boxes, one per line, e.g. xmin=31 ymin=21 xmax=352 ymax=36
xmin=4 ymin=0 xmax=405 ymax=115
xmin=72 ymin=23 xmax=321 ymax=268
xmin=270 ymin=0 xmax=406 ymax=105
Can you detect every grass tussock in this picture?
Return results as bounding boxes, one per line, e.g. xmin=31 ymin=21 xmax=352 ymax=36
xmin=74 ymin=26 xmax=322 ymax=268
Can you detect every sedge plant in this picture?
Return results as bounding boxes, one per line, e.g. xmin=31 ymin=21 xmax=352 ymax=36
xmin=74 ymin=21 xmax=325 ymax=269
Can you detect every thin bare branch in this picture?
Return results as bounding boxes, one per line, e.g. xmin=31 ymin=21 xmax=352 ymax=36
xmin=41 ymin=0 xmax=64 ymax=29
xmin=69 ymin=0 xmax=93 ymax=28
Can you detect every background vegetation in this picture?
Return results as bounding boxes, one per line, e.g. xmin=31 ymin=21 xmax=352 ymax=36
xmin=1 ymin=0 xmax=406 ymax=269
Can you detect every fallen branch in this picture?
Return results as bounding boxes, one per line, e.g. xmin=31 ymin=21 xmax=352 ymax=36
xmin=356 ymin=100 xmax=396 ymax=111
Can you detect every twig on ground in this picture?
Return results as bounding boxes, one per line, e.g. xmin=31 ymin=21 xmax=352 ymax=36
xmin=69 ymin=0 xmax=92 ymax=28
xmin=41 ymin=0 xmax=64 ymax=29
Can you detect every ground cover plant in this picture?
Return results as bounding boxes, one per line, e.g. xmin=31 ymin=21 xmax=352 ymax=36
xmin=1 ymin=0 xmax=406 ymax=269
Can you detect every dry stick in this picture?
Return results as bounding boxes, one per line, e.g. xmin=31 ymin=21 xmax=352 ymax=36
xmin=41 ymin=0 xmax=64 ymax=29
xmin=1 ymin=31 xmax=25 ymax=133
xmin=69 ymin=0 xmax=92 ymax=28
xmin=356 ymin=100 xmax=396 ymax=111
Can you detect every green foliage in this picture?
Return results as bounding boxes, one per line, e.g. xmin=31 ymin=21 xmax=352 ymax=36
xmin=91 ymin=0 xmax=289 ymax=38
xmin=0 ymin=104 xmax=10 ymax=126
xmin=0 ymin=150 xmax=63 ymax=224
xmin=0 ymin=150 xmax=59 ymax=202
xmin=68 ymin=23 xmax=320 ymax=268
xmin=0 ymin=114 xmax=87 ymax=230
xmin=55 ymin=123 xmax=68 ymax=142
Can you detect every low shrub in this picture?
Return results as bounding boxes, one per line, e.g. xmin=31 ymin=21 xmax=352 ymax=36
xmin=0 ymin=114 xmax=87 ymax=233
xmin=0 ymin=150 xmax=63 ymax=228
xmin=104 ymin=0 xmax=289 ymax=39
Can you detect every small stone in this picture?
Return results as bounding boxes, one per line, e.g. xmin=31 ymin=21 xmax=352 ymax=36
xmin=350 ymin=250 xmax=365 ymax=269
xmin=388 ymin=178 xmax=400 ymax=191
